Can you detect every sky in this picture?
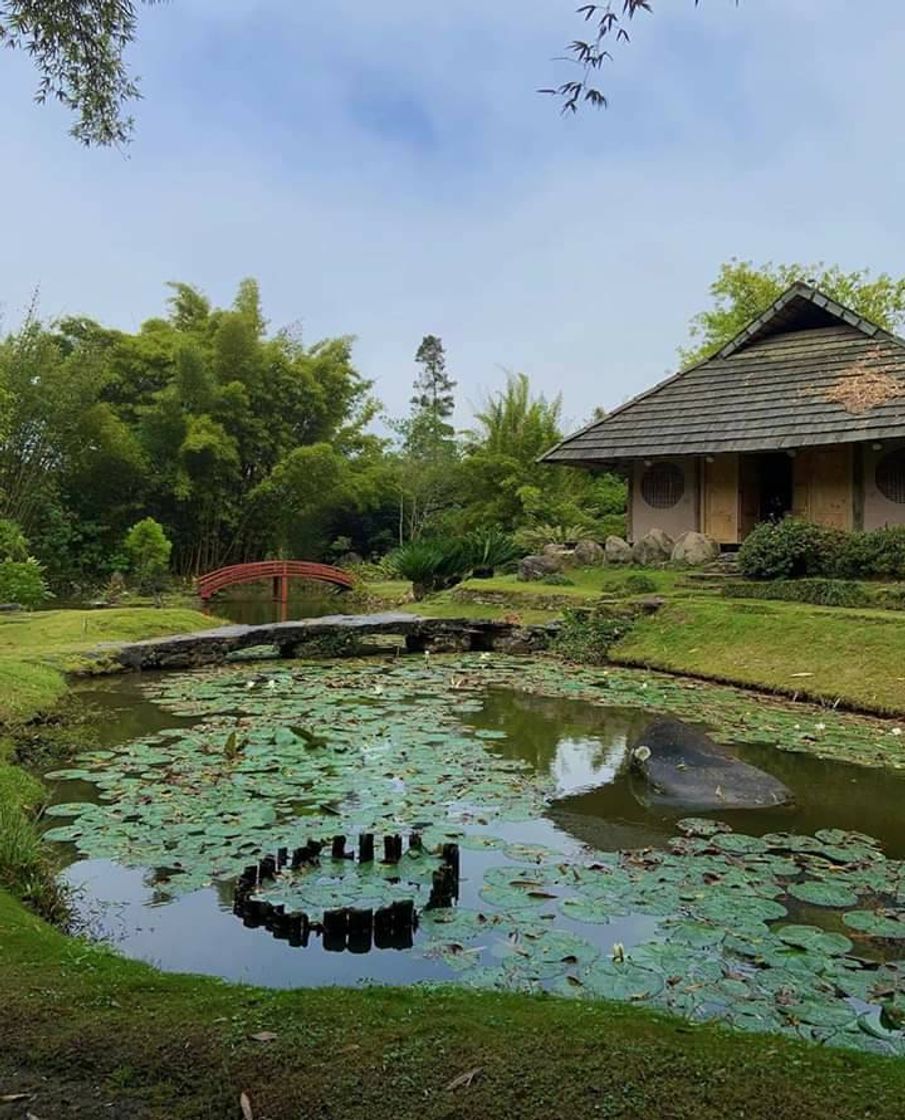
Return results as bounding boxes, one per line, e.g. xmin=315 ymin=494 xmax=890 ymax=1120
xmin=2 ymin=1 xmax=905 ymax=435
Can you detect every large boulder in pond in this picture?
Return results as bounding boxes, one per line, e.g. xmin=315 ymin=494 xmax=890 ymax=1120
xmin=605 ymin=536 xmax=633 ymax=565
xmin=671 ymin=531 xmax=720 ymax=566
xmin=632 ymin=529 xmax=674 ymax=566
xmin=573 ymin=539 xmax=605 ymax=567
xmin=628 ymin=717 xmax=792 ymax=810
xmin=518 ymin=553 xmax=562 ymax=582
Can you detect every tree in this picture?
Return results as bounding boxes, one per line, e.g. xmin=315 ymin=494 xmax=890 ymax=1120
xmin=0 ymin=1 xmax=160 ymax=146
xmin=123 ymin=516 xmax=171 ymax=592
xmin=392 ymin=335 xmax=460 ymax=542
xmin=681 ymin=260 xmax=905 ymax=366
xmin=547 ymin=2 xmax=736 ymax=113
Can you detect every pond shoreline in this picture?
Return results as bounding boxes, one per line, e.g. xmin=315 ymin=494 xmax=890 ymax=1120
xmin=4 ymin=608 xmax=905 ymax=1117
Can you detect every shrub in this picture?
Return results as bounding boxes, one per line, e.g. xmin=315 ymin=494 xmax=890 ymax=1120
xmin=0 ymin=519 xmax=28 ymax=562
xmin=513 ymin=523 xmax=590 ymax=552
xmin=552 ymin=608 xmax=631 ymax=665
xmin=466 ymin=527 xmax=521 ymax=576
xmin=388 ymin=538 xmax=471 ymax=599
xmin=624 ymin=573 xmax=657 ymax=595
xmin=850 ymin=527 xmax=905 ymax=580
xmin=123 ymin=518 xmax=172 ymax=594
xmin=722 ymin=578 xmax=871 ymax=609
xmin=737 ymin=519 xmax=847 ymax=580
xmin=0 ymin=559 xmax=50 ymax=609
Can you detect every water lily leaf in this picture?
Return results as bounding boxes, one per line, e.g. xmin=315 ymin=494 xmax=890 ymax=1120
xmin=788 ymin=880 xmax=859 ymax=908
xmin=676 ymin=818 xmax=731 ymax=839
xmin=712 ymin=834 xmax=769 ymax=856
xmin=843 ymin=910 xmax=905 ymax=939
xmin=775 ymin=925 xmax=853 ymax=955
xmin=578 ymin=959 xmax=664 ymax=1001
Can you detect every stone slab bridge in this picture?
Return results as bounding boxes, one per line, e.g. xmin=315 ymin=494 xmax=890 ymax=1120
xmin=113 ymin=612 xmax=559 ymax=671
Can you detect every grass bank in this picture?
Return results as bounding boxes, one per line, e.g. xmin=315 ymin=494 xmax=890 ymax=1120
xmin=613 ymin=598 xmax=905 ymax=716
xmin=0 ymin=607 xmax=222 ymax=725
xmin=1 ymin=891 xmax=904 ymax=1120
xmin=0 ymin=607 xmax=224 ymax=921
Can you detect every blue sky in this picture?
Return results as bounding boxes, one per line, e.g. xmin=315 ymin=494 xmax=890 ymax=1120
xmin=2 ymin=1 xmax=905 ymax=433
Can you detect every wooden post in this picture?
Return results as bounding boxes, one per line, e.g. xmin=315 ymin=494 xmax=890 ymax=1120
xmin=358 ymin=833 xmax=375 ymax=863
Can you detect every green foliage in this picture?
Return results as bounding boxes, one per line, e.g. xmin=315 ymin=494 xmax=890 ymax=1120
xmin=539 ymin=573 xmax=575 ymax=586
xmin=723 ymin=579 xmax=872 ymax=609
xmin=737 ymin=520 xmax=847 ymax=580
xmin=466 ymin=527 xmax=521 ymax=575
xmin=0 ymin=559 xmax=50 ymax=609
xmin=624 ymin=573 xmax=657 ymax=595
xmin=0 ymin=1 xmax=156 ymax=146
xmin=552 ymin=608 xmax=631 ymax=664
xmin=123 ymin=517 xmax=172 ymax=593
xmin=843 ymin=527 xmax=905 ymax=580
xmin=740 ymin=521 xmax=905 ymax=582
xmin=682 ymin=260 xmax=905 ymax=365
xmin=0 ymin=520 xmax=28 ymax=562
xmin=388 ymin=538 xmax=471 ymax=599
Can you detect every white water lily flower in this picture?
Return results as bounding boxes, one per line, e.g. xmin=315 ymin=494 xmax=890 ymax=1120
xmin=265 ymin=679 xmax=278 ymax=691
xmin=611 ymin=942 xmax=625 ymax=963
xmin=245 ymin=680 xmax=256 ymax=690
xmin=815 ymin=722 xmax=826 ymax=732
xmin=479 ymin=652 xmax=491 ymax=662
xmin=892 ymin=727 xmax=903 ymax=737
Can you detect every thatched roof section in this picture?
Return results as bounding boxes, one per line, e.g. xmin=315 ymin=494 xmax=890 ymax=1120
xmin=542 ymin=283 xmax=905 ymax=466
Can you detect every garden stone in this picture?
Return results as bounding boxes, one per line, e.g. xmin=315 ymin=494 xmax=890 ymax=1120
xmin=604 ymin=536 xmax=633 ymax=565
xmin=629 ymin=717 xmax=792 ymax=811
xmin=573 ymin=539 xmax=605 ymax=567
xmin=671 ymin=531 xmax=720 ymax=566
xmin=519 ymin=553 xmax=562 ymax=581
xmin=632 ymin=529 xmax=674 ymax=566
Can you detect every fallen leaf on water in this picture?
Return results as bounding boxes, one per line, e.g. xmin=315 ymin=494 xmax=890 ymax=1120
xmin=790 ymin=672 xmax=814 ymax=678
xmin=249 ymin=1031 xmax=278 ymax=1043
xmin=240 ymin=1091 xmax=254 ymax=1120
xmin=445 ymin=1067 xmax=483 ymax=1092
xmin=1 ymin=1094 xmax=33 ymax=1103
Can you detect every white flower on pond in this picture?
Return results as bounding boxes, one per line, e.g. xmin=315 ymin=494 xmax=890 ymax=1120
xmin=892 ymin=727 xmax=903 ymax=737
xmin=815 ymin=722 xmax=826 ymax=732
xmin=265 ymin=679 xmax=277 ymax=691
xmin=611 ymin=942 xmax=626 ymax=963
xmin=479 ymin=652 xmax=491 ymax=662
xmin=245 ymin=680 xmax=256 ymax=690
xmin=372 ymin=685 xmax=384 ymax=696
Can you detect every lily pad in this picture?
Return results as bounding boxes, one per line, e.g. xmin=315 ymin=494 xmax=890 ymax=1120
xmin=787 ymin=880 xmax=859 ymax=909
xmin=775 ymin=924 xmax=853 ymax=956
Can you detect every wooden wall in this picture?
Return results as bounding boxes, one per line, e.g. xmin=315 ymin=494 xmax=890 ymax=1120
xmin=701 ymin=454 xmax=739 ymax=544
xmin=792 ymin=446 xmax=853 ymax=531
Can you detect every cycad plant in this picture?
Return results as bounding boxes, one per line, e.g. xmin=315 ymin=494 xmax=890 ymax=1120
xmin=466 ymin=527 xmax=521 ymax=578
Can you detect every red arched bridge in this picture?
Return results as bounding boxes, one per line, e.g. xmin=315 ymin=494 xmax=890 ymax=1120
xmin=196 ymin=561 xmax=355 ymax=607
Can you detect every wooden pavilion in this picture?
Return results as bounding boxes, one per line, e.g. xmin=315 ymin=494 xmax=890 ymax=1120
xmin=541 ymin=283 xmax=905 ymax=544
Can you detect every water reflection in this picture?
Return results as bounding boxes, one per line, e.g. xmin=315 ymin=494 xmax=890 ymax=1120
xmin=469 ymin=689 xmax=905 ymax=858
xmin=205 ymin=589 xmax=349 ymax=626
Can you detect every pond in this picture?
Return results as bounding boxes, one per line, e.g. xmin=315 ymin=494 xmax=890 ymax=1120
xmin=204 ymin=587 xmax=351 ymax=626
xmin=45 ymin=655 xmax=905 ymax=1055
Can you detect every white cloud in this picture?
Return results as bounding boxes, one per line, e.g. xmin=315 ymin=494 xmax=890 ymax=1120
xmin=1 ymin=0 xmax=904 ymax=433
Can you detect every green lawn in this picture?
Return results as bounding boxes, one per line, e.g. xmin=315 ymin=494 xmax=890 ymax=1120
xmin=1 ymin=890 xmax=904 ymax=1120
xmin=613 ymin=598 xmax=905 ymax=715
xmin=0 ymin=607 xmax=222 ymax=724
xmin=456 ymin=566 xmax=685 ymax=599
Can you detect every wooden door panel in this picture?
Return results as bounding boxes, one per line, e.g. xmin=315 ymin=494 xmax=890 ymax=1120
xmin=702 ymin=455 xmax=739 ymax=544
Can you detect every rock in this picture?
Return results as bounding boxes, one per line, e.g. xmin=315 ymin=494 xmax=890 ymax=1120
xmin=542 ymin=543 xmax=575 ymax=566
xmin=671 ymin=531 xmax=720 ymax=566
xmin=631 ymin=528 xmax=674 ymax=566
xmin=518 ymin=553 xmax=562 ymax=582
xmin=628 ymin=717 xmax=792 ymax=811
xmin=604 ymin=536 xmax=633 ymax=565
xmin=0 ymin=602 xmax=23 ymax=612
xmin=573 ymin=539 xmax=605 ymax=567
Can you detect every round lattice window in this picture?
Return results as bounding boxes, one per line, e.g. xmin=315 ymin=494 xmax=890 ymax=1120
xmin=640 ymin=462 xmax=685 ymax=509
xmin=876 ymin=450 xmax=905 ymax=504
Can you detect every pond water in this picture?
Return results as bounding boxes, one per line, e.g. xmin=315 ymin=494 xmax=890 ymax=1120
xmin=204 ymin=589 xmax=351 ymax=626
xmin=46 ymin=656 xmax=905 ymax=1054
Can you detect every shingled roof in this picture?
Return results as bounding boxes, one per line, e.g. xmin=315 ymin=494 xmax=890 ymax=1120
xmin=541 ymin=282 xmax=905 ymax=466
